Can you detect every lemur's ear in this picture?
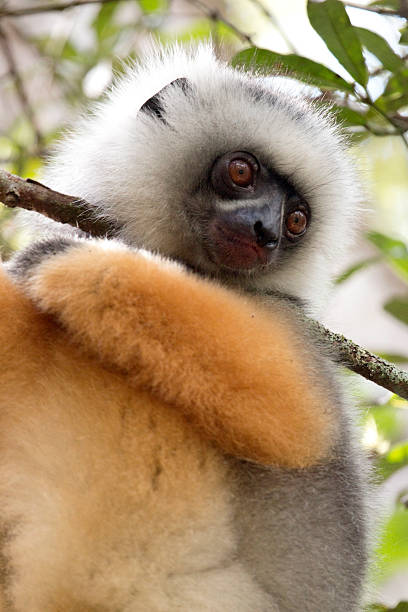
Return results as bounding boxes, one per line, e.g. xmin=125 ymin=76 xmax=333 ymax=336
xmin=140 ymin=77 xmax=191 ymax=121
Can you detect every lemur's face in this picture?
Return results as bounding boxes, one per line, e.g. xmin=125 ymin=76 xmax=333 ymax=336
xmin=201 ymin=150 xmax=310 ymax=273
xmin=45 ymin=50 xmax=359 ymax=308
xmin=138 ymin=78 xmax=312 ymax=279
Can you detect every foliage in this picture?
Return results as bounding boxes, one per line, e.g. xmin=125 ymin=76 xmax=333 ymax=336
xmin=234 ymin=0 xmax=408 ymax=141
xmin=0 ymin=0 xmax=408 ymax=608
xmin=367 ymin=603 xmax=408 ymax=612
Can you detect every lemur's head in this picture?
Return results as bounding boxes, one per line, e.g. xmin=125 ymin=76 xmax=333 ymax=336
xmin=45 ymin=45 xmax=361 ymax=312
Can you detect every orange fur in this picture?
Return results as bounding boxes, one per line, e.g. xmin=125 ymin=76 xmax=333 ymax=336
xmin=0 ymin=270 xmax=236 ymax=610
xmin=23 ymin=242 xmax=337 ymax=467
xmin=0 ymin=244 xmax=339 ymax=609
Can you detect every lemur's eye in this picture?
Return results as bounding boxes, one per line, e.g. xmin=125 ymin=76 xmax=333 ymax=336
xmin=228 ymin=159 xmax=254 ymax=187
xmin=285 ymin=209 xmax=308 ymax=239
xmin=211 ymin=151 xmax=259 ymax=197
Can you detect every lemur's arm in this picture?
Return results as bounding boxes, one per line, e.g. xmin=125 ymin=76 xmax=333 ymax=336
xmin=8 ymin=237 xmax=338 ymax=468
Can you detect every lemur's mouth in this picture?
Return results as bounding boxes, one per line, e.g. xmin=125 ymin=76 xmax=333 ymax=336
xmin=207 ymin=218 xmax=278 ymax=271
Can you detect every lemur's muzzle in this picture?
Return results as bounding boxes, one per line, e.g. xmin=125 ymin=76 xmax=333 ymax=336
xmin=208 ymin=200 xmax=283 ymax=271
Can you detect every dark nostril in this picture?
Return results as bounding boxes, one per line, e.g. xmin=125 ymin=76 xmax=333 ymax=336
xmin=253 ymin=220 xmax=263 ymax=235
xmin=253 ymin=220 xmax=278 ymax=248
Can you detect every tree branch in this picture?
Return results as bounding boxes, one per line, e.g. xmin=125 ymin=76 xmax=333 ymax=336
xmin=0 ymin=169 xmax=118 ymax=236
xmin=0 ymin=168 xmax=407 ymax=400
xmin=309 ymin=319 xmax=408 ymax=400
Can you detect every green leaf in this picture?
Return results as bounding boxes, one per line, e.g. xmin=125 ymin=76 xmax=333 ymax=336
xmin=231 ymin=48 xmax=354 ymax=92
xmin=92 ymin=2 xmax=119 ymax=41
xmin=60 ymin=41 xmax=80 ymax=62
xmin=307 ymin=0 xmax=368 ymax=86
xmin=384 ymin=70 xmax=408 ymax=97
xmin=378 ymin=92 xmax=408 ymax=114
xmin=368 ymin=396 xmax=408 ymax=475
xmin=139 ymin=0 xmax=168 ymax=13
xmin=384 ymin=296 xmax=408 ymax=325
xmin=370 ymin=403 xmax=401 ymax=442
xmin=377 ymin=506 xmax=408 ymax=576
xmin=387 ymin=441 xmax=408 ymax=464
xmin=369 ymin=0 xmax=400 ymax=9
xmin=378 ymin=353 xmax=408 ymax=364
xmin=368 ymin=603 xmax=408 ymax=612
xmin=155 ymin=19 xmax=231 ymax=44
xmin=368 ymin=231 xmax=408 ymax=283
xmin=355 ymin=27 xmax=405 ymax=72
xmin=377 ymin=69 xmax=408 ymax=113
xmin=10 ymin=118 xmax=37 ymax=149
xmin=348 ymin=131 xmax=370 ymax=144
xmin=0 ymin=137 xmax=17 ymax=160
xmin=393 ymin=260 xmax=408 ymax=283
xmin=368 ymin=231 xmax=408 ymax=258
xmin=335 ymin=256 xmax=379 ymax=283
xmin=400 ymin=26 xmax=408 ymax=45
xmin=332 ymin=106 xmax=368 ymax=127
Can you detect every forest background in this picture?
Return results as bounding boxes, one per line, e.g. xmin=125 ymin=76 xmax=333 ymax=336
xmin=0 ymin=0 xmax=408 ymax=609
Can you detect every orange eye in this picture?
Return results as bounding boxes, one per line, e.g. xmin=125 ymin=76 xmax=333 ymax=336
xmin=286 ymin=210 xmax=308 ymax=236
xmin=228 ymin=159 xmax=254 ymax=187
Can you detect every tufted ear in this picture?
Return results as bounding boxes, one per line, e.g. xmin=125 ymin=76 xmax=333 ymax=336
xmin=140 ymin=77 xmax=191 ymax=121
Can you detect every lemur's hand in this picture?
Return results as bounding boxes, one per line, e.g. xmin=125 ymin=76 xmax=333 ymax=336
xmin=7 ymin=237 xmax=338 ymax=467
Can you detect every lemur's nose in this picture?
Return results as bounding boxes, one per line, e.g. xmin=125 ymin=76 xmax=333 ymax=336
xmin=253 ymin=219 xmax=279 ymax=248
xmin=208 ymin=204 xmax=281 ymax=271
xmin=219 ymin=205 xmax=280 ymax=249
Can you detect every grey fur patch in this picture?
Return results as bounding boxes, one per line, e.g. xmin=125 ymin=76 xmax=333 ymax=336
xmin=7 ymin=237 xmax=77 ymax=279
xmin=231 ymin=421 xmax=369 ymax=611
xmin=243 ymin=82 xmax=278 ymax=107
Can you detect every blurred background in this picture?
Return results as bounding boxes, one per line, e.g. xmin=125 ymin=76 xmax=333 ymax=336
xmin=0 ymin=0 xmax=407 ymax=609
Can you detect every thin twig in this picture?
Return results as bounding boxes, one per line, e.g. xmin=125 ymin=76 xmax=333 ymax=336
xmin=0 ymin=26 xmax=42 ymax=147
xmin=0 ymin=0 xmax=121 ymax=18
xmin=368 ymin=96 xmax=408 ymax=149
xmin=342 ymin=1 xmax=408 ymax=18
xmin=186 ymin=0 xmax=255 ymax=45
xmin=248 ymin=0 xmax=298 ymax=53
xmin=0 ymin=168 xmax=407 ymax=399
xmin=1 ymin=0 xmax=256 ymax=45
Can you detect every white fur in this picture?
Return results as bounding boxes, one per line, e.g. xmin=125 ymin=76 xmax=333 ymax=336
xmin=38 ymin=44 xmax=362 ymax=314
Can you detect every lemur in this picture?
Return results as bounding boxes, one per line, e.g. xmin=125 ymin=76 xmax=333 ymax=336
xmin=0 ymin=45 xmax=369 ymax=611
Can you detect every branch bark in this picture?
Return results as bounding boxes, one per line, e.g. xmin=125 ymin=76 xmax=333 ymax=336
xmin=310 ymin=320 xmax=408 ymax=400
xmin=0 ymin=169 xmax=118 ymax=236
xmin=0 ymin=168 xmax=407 ymax=400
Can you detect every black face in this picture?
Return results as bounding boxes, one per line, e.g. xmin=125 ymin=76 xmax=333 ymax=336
xmin=205 ymin=150 xmax=310 ymax=272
